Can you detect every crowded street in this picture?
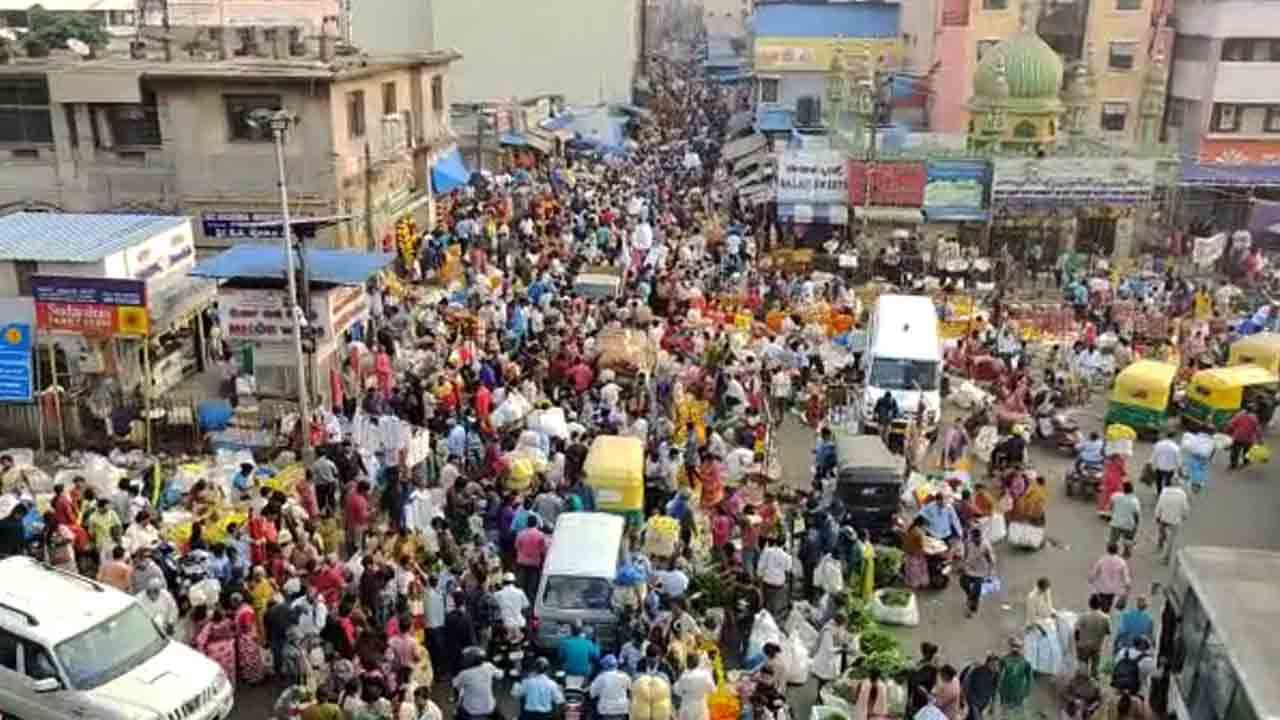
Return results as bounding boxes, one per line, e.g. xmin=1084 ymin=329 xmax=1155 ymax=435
xmin=2 ymin=5 xmax=1280 ymax=720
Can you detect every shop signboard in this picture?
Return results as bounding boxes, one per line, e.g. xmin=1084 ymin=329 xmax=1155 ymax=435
xmin=991 ymin=158 xmax=1157 ymax=205
xmin=202 ymin=211 xmax=287 ymax=240
xmin=755 ymin=37 xmax=902 ymax=73
xmin=923 ymin=161 xmax=988 ymax=218
xmin=847 ymin=161 xmax=927 ymax=207
xmin=217 ymin=287 xmax=292 ymax=341
xmin=0 ymin=299 xmax=34 ymax=403
xmin=776 ymin=149 xmax=849 ymax=205
xmin=32 ymin=276 xmax=149 ymax=337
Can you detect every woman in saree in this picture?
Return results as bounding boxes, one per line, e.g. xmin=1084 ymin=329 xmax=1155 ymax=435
xmin=196 ymin=607 xmax=238 ymax=682
xmin=902 ymin=517 xmax=930 ymax=590
xmin=42 ymin=512 xmax=78 ymax=573
xmin=851 ymin=667 xmax=890 ymax=720
xmin=231 ymin=592 xmax=267 ymax=685
xmin=1097 ymin=454 xmax=1127 ymax=516
xmin=1012 ymin=476 xmax=1048 ymax=525
xmin=932 ymin=665 xmax=966 ymax=720
xmin=247 ymin=565 xmax=275 ymax=638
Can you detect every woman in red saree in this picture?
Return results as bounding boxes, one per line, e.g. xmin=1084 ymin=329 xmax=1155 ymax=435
xmin=247 ymin=507 xmax=278 ymax=567
xmin=231 ymin=594 xmax=266 ymax=685
xmin=1097 ymin=454 xmax=1127 ymax=515
xmin=196 ymin=608 xmax=238 ymax=682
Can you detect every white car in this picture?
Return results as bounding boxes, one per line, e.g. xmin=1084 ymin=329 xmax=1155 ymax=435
xmin=0 ymin=556 xmax=233 ymax=720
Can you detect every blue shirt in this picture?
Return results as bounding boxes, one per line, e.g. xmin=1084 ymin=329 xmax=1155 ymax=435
xmin=558 ymin=635 xmax=600 ymax=677
xmin=1078 ymin=439 xmax=1104 ymax=465
xmin=517 ymin=673 xmax=565 ymax=712
xmin=1116 ymin=608 xmax=1154 ymax=649
xmin=447 ymin=425 xmax=467 ymax=459
xmin=919 ymin=502 xmax=963 ymax=540
xmin=233 ymin=471 xmax=253 ymax=494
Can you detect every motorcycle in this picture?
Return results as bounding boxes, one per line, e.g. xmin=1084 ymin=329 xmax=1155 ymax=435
xmin=1035 ymin=398 xmax=1082 ymax=454
xmin=1064 ymin=463 xmax=1104 ymax=499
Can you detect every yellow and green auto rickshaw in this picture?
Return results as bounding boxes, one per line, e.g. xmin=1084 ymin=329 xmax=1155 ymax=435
xmin=1104 ymin=360 xmax=1179 ymax=434
xmin=1182 ymin=365 xmax=1280 ymax=431
xmin=583 ymin=434 xmax=645 ymax=526
xmin=1228 ymin=332 xmax=1280 ymax=376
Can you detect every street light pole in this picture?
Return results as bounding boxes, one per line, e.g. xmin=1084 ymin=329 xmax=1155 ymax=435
xmin=267 ymin=110 xmax=312 ymax=451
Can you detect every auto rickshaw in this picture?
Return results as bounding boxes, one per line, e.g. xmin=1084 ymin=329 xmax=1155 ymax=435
xmin=833 ymin=433 xmax=906 ymax=543
xmin=1104 ymin=360 xmax=1179 ymax=435
xmin=583 ymin=434 xmax=644 ymax=526
xmin=1181 ymin=365 xmax=1280 ymax=431
xmin=1228 ymin=332 xmax=1280 ymax=375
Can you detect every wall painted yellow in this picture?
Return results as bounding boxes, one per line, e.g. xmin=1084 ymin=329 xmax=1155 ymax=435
xmin=754 ymin=36 xmax=903 ymax=73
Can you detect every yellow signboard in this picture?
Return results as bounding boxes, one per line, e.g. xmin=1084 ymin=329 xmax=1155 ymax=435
xmin=754 ymin=37 xmax=902 ymax=73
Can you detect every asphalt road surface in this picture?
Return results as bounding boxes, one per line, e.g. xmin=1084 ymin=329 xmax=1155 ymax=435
xmin=229 ymin=395 xmax=1279 ymax=719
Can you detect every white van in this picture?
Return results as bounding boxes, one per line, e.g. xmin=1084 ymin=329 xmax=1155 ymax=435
xmin=860 ymin=294 xmax=943 ymax=435
xmin=0 ymin=557 xmax=232 ymax=720
xmin=533 ymin=512 xmax=626 ymax=652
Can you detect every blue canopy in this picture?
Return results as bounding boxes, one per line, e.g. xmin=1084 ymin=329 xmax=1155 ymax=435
xmin=432 ymin=149 xmax=470 ymax=195
xmin=190 ymin=245 xmax=393 ymax=285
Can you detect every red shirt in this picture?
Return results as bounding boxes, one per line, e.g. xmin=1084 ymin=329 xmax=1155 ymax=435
xmin=475 ymin=385 xmax=493 ymax=419
xmin=311 ymin=565 xmax=346 ymax=608
xmin=514 ymin=527 xmax=548 ymax=568
xmin=1226 ymin=411 xmax=1262 ymax=443
xmin=344 ymin=491 xmax=370 ymax=529
xmin=568 ymin=363 xmax=593 ymax=394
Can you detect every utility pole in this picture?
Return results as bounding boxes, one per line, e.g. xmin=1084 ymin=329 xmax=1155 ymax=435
xmin=262 ymin=110 xmax=312 ymax=451
xmin=364 ymin=141 xmax=375 ymax=252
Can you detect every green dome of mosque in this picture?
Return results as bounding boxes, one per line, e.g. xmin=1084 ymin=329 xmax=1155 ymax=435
xmin=973 ymin=31 xmax=1064 ymax=101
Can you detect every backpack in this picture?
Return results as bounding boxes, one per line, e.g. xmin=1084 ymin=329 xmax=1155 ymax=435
xmin=1112 ymin=651 xmax=1148 ymax=693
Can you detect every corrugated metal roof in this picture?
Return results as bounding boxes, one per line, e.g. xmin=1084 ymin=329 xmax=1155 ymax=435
xmin=755 ymin=2 xmax=900 ymax=38
xmin=0 ymin=212 xmax=189 ymax=263
xmin=190 ymin=245 xmax=394 ymax=285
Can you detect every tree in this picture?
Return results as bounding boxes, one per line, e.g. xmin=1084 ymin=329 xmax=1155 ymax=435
xmin=24 ymin=4 xmax=109 ymax=56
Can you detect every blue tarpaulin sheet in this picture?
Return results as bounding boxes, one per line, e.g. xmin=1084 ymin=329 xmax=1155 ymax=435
xmin=432 ymin=148 xmax=470 ymax=194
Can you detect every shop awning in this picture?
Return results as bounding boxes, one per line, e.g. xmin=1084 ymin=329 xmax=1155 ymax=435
xmin=923 ymin=208 xmax=988 ymax=222
xmin=498 ymin=131 xmax=553 ymax=154
xmin=734 ymin=148 xmax=769 ymax=174
xmin=855 ymin=207 xmax=924 ymax=224
xmin=778 ymin=203 xmax=848 ymax=225
xmin=190 ymin=246 xmax=394 ymax=286
xmin=149 ymin=276 xmax=218 ymax=334
xmin=723 ymin=133 xmax=767 ymax=162
xmin=431 ymin=148 xmax=470 ymax=195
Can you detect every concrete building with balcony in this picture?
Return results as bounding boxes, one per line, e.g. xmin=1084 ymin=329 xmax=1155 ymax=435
xmin=0 ymin=42 xmax=458 ymax=250
xmin=351 ymin=0 xmax=642 ymax=106
xmin=1165 ymin=0 xmax=1280 ymax=226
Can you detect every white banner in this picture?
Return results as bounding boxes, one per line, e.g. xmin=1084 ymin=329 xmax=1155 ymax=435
xmin=1192 ymin=233 xmax=1227 ymax=268
xmin=776 ymin=149 xmax=848 ymax=205
xmin=991 ymin=158 xmax=1157 ymax=203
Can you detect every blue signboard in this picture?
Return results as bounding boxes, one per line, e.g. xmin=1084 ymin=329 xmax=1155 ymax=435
xmin=923 ymin=160 xmax=990 ymax=222
xmin=0 ymin=321 xmax=33 ymax=403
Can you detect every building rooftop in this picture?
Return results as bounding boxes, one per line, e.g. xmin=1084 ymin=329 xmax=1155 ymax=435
xmin=0 ymin=49 xmax=461 ymax=81
xmin=0 ymin=212 xmax=189 ymax=263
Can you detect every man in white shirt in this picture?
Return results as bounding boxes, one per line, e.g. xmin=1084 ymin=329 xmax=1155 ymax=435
xmin=756 ymin=537 xmax=792 ymax=619
xmin=653 ymin=567 xmax=690 ymax=600
xmin=1149 ymin=432 xmax=1181 ymax=496
xmin=494 ymin=572 xmax=530 ymax=631
xmin=590 ymin=655 xmax=633 ymax=720
xmin=1154 ymin=477 xmax=1191 ymax=564
xmin=136 ymin=577 xmax=179 ymax=633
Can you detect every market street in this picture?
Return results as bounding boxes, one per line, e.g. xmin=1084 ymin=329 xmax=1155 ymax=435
xmin=223 ymin=397 xmax=1278 ymax=720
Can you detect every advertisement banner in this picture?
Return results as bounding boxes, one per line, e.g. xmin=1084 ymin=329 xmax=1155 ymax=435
xmin=991 ymin=158 xmax=1157 ymax=205
xmin=776 ymin=149 xmax=849 ymax=205
xmin=217 ymin=287 xmax=292 ymax=342
xmin=847 ymin=161 xmax=927 ymax=207
xmin=0 ymin=299 xmax=34 ymax=403
xmin=755 ymin=37 xmax=901 ymax=73
xmin=924 ymin=161 xmax=988 ymax=217
xmin=32 ymin=276 xmax=149 ymax=337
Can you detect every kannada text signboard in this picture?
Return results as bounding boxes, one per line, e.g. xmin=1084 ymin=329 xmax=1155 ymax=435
xmin=990 ymin=158 xmax=1157 ymax=205
xmin=776 ymin=149 xmax=849 ymax=205
xmin=0 ymin=299 xmax=34 ymax=403
xmin=32 ymin=276 xmax=149 ymax=337
xmin=847 ymin=161 xmax=927 ymax=207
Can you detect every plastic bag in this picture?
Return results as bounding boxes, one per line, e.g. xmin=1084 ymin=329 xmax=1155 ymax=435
xmin=1007 ymin=522 xmax=1045 ymax=549
xmin=869 ymin=589 xmax=920 ymax=627
xmin=1247 ymin=444 xmax=1272 ymax=464
xmin=980 ymin=576 xmax=1002 ymax=597
xmin=784 ymin=609 xmax=820 ymax=655
xmin=813 ymin=554 xmax=845 ymax=595
xmin=747 ymin=609 xmax=784 ymax=659
xmin=979 ymin=513 xmax=1007 ymax=544
xmin=1213 ymin=433 xmax=1233 ymax=451
xmin=786 ymin=634 xmax=811 ymax=685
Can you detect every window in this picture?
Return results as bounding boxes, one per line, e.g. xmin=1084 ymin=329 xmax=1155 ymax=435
xmin=21 ymin=641 xmax=56 ymax=681
xmin=541 ymin=576 xmax=613 ymax=610
xmin=0 ymin=78 xmax=53 ymax=145
xmin=1222 ymin=38 xmax=1251 ymax=61
xmin=381 ymin=81 xmax=397 ymax=115
xmin=1266 ymin=106 xmax=1280 ymax=133
xmin=1220 ymin=38 xmax=1280 ymax=61
xmin=0 ymin=629 xmax=17 ymax=671
xmin=1167 ymin=97 xmax=1186 ymax=128
xmin=983 ymin=0 xmax=1008 ymax=10
xmin=102 ymin=91 xmax=161 ymax=146
xmin=430 ymin=75 xmax=444 ymax=112
xmin=760 ymin=78 xmax=779 ymax=103
xmin=224 ymin=94 xmax=281 ymax=142
xmin=1271 ymin=39 xmax=1280 ymax=62
xmin=1101 ymin=102 xmax=1128 ymax=131
xmin=1109 ymin=42 xmax=1138 ymax=70
xmin=977 ymin=39 xmax=1001 ymax=61
xmin=105 ymin=9 xmax=133 ymax=24
xmin=869 ymin=359 xmax=940 ymax=391
xmin=346 ymin=89 xmax=366 ymax=139
xmin=55 ymin=605 xmax=166 ymax=690
xmin=1116 ymin=0 xmax=1141 ymax=9
xmin=1211 ymin=103 xmax=1241 ymax=132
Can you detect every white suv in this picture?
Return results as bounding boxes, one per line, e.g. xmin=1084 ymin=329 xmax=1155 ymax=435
xmin=0 ymin=556 xmax=233 ymax=720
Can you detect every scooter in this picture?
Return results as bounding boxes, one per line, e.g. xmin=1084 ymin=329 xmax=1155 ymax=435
xmin=1035 ymin=399 xmax=1082 ymax=455
xmin=1064 ymin=463 xmax=1104 ymax=499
